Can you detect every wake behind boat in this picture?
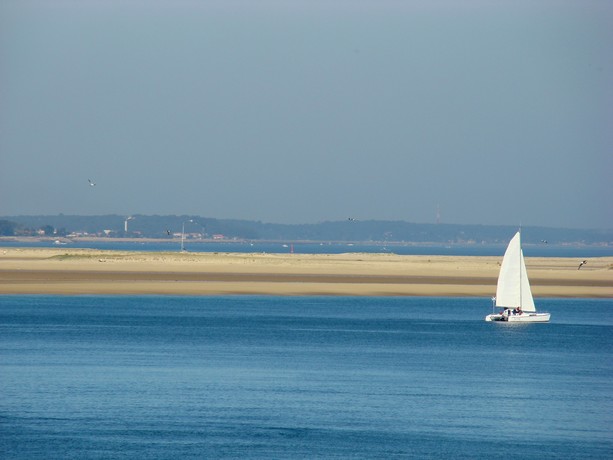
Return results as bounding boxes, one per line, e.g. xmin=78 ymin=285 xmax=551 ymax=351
xmin=485 ymin=231 xmax=550 ymax=323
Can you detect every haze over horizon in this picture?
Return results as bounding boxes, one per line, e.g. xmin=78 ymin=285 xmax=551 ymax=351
xmin=1 ymin=1 xmax=611 ymax=230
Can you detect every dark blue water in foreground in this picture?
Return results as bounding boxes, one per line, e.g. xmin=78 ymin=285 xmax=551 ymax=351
xmin=1 ymin=296 xmax=612 ymax=459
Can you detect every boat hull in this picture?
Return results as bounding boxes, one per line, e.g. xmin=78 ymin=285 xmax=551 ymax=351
xmin=484 ymin=314 xmax=503 ymax=322
xmin=485 ymin=312 xmax=550 ymax=323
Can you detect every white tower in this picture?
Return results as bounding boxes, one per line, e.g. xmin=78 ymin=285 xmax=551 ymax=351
xmin=124 ymin=216 xmax=134 ymax=233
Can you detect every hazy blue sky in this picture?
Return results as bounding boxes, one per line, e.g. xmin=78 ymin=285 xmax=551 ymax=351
xmin=1 ymin=0 xmax=611 ymax=229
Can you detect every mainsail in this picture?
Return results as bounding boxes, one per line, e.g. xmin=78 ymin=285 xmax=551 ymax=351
xmin=495 ymin=232 xmax=535 ymax=312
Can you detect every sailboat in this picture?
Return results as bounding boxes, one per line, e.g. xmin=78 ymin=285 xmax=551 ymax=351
xmin=485 ymin=231 xmax=550 ymax=322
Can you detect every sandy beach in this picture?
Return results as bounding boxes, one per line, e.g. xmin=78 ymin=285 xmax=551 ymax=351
xmin=0 ymin=248 xmax=611 ymax=297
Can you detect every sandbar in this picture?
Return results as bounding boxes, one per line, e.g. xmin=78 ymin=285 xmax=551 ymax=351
xmin=0 ymin=248 xmax=611 ymax=297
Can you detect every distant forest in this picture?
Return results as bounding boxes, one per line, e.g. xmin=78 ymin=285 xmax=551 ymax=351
xmin=1 ymin=215 xmax=612 ymax=245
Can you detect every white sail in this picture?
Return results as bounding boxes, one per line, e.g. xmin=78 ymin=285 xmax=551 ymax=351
xmin=495 ymin=231 xmax=536 ymax=312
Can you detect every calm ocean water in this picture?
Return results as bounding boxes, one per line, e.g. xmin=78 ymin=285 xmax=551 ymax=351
xmin=1 ymin=240 xmax=612 ymax=257
xmin=1 ymin=296 xmax=612 ymax=459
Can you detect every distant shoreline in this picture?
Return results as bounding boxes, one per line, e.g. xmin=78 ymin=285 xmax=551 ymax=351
xmin=3 ymin=216 xmax=612 ymax=247
xmin=1 ymin=248 xmax=611 ymax=297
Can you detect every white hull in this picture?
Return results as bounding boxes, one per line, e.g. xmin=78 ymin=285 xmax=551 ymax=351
xmin=485 ymin=312 xmax=550 ymax=323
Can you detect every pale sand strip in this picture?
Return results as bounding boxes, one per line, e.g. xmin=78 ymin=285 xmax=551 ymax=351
xmin=0 ymin=248 xmax=611 ymax=297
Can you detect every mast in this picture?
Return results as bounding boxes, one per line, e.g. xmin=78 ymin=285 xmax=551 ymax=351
xmin=518 ymin=229 xmax=522 ymax=308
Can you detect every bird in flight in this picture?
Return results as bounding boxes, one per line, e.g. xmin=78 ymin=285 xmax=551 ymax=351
xmin=88 ymin=179 xmax=96 ymax=187
xmin=578 ymin=260 xmax=587 ymax=270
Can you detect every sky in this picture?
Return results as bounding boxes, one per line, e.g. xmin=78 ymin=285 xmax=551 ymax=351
xmin=1 ymin=0 xmax=611 ymax=229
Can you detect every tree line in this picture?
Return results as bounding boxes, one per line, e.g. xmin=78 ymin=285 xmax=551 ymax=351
xmin=1 ymin=215 xmax=612 ymax=245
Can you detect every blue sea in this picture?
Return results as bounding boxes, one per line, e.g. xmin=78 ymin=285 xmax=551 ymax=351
xmin=1 ymin=240 xmax=611 ymax=257
xmin=1 ymin=296 xmax=611 ymax=459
